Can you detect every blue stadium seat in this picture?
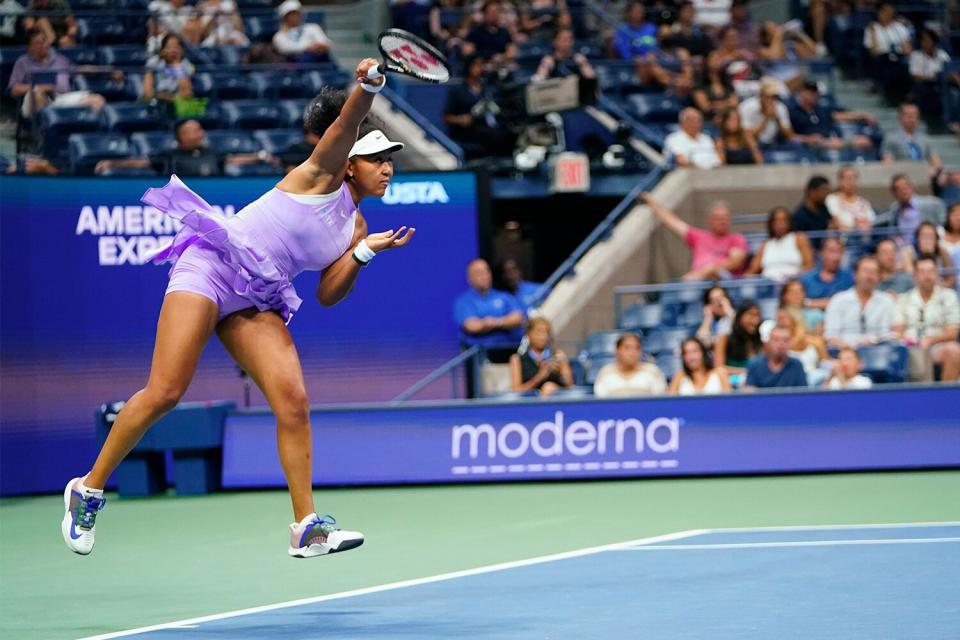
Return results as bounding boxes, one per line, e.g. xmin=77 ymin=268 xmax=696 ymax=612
xmin=98 ymin=166 xmax=158 ymax=177
xmin=195 ymin=46 xmax=244 ymax=68
xmin=76 ymin=17 xmax=130 ymax=44
xmin=584 ymin=355 xmax=615 ymax=385
xmin=101 ymin=102 xmax=166 ymax=133
xmin=236 ymin=0 xmax=271 ymax=7
xmin=224 ymin=162 xmax=283 ymax=176
xmin=940 ymin=184 xmax=960 ymax=207
xmin=594 ymin=63 xmax=644 ymax=95
xmin=0 ymin=47 xmax=25 ymax=92
xmin=249 ymin=71 xmax=321 ymax=99
xmin=620 ymin=304 xmax=663 ymax=331
xmin=204 ymin=130 xmax=260 ymax=154
xmin=673 ymin=302 xmax=703 ymax=328
xmin=73 ymin=74 xmax=138 ymax=102
xmin=220 ymin=100 xmax=281 ymax=129
xmin=517 ymin=41 xmax=551 ymax=63
xmin=582 ymin=330 xmax=623 ymax=358
xmin=757 ymin=297 xmax=779 ymax=321
xmin=656 ymin=352 xmax=681 ymax=380
xmin=626 ymin=93 xmax=683 ymax=123
xmin=642 ymin=328 xmax=689 ymax=355
xmin=40 ymin=106 xmax=100 ymax=159
xmin=402 ymin=82 xmax=451 ymax=132
xmin=193 ymin=101 xmax=223 ymax=130
xmin=818 ymin=146 xmax=878 ymax=164
xmin=736 ymin=281 xmax=775 ymax=301
xmin=244 ymin=16 xmax=280 ymax=43
xmin=194 ymin=72 xmax=256 ymax=100
xmin=278 ymin=100 xmax=308 ymax=128
xmin=857 ymin=342 xmax=909 ymax=383
xmin=58 ymin=47 xmax=99 ymax=65
xmin=99 ymin=45 xmax=149 ymax=67
xmin=252 ymin=128 xmax=303 ymax=154
xmin=69 ymin=132 xmax=132 ymax=174
xmin=130 ymin=131 xmax=176 ymax=156
xmin=763 ymin=146 xmax=817 ymax=164
xmin=660 ymin=287 xmax=703 ymax=306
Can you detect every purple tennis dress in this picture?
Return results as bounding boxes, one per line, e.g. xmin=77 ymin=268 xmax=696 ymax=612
xmin=141 ymin=175 xmax=357 ymax=323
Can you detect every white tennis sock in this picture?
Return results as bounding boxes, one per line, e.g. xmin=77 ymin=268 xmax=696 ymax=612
xmin=77 ymin=477 xmax=103 ymax=498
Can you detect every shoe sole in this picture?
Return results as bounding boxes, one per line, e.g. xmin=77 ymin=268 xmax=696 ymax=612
xmin=288 ymin=536 xmax=364 ymax=559
xmin=61 ymin=477 xmax=92 ymax=555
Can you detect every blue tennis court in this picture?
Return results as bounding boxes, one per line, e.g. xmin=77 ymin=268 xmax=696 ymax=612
xmin=82 ymin=522 xmax=960 ymax=639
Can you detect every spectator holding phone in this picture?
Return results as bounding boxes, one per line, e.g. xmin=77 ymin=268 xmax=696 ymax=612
xmin=509 ymin=317 xmax=573 ymax=397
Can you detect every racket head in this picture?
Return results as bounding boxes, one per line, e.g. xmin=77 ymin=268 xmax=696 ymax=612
xmin=376 ymin=28 xmax=451 ymax=84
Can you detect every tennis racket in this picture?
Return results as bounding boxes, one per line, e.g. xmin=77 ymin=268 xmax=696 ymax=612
xmin=366 ymin=28 xmax=451 ymax=84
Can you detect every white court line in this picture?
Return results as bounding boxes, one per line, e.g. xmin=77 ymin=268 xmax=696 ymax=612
xmin=695 ymin=520 xmax=960 ymax=534
xmin=75 ymin=528 xmax=710 ymax=640
xmin=617 ymin=537 xmax=960 ymax=551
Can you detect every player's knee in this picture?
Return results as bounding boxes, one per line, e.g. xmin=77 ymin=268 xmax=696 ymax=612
xmin=146 ymin=382 xmax=186 ymax=413
xmin=275 ymin=386 xmax=310 ymax=426
xmin=943 ymin=343 xmax=960 ymax=362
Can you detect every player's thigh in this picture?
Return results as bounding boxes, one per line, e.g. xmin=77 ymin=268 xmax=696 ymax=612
xmin=216 ymin=309 xmax=309 ymax=417
xmin=147 ymin=291 xmax=220 ymax=400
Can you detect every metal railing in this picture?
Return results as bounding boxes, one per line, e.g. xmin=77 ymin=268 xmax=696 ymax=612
xmin=391 ymin=345 xmax=480 ymax=403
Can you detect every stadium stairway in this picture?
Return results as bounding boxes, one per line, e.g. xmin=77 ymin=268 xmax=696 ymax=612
xmin=318 ymin=0 xmax=389 ymax=72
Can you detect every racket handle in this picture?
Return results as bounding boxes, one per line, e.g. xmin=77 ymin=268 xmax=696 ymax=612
xmin=367 ymin=64 xmax=384 ymax=80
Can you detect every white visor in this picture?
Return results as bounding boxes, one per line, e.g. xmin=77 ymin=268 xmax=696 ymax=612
xmin=349 ymin=130 xmax=404 ymax=158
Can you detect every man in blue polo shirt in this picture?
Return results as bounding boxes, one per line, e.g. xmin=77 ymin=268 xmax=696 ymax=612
xmin=789 ymin=80 xmax=875 ymax=152
xmin=799 ymin=236 xmax=854 ymax=328
xmin=454 ymin=258 xmax=525 ymax=348
xmin=746 ymin=326 xmax=808 ymax=388
xmin=614 ymin=1 xmax=658 ymax=60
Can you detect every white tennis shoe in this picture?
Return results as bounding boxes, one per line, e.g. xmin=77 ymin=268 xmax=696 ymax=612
xmin=288 ymin=514 xmax=364 ymax=558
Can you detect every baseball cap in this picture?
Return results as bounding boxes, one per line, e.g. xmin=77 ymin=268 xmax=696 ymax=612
xmin=349 ymin=130 xmax=404 ymax=157
xmin=277 ymin=0 xmax=302 ymax=18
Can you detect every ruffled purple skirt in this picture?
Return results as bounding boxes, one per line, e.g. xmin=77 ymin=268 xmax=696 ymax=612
xmin=142 ymin=175 xmax=302 ymax=323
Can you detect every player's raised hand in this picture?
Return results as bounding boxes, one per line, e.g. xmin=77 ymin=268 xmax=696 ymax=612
xmin=356 ymin=58 xmax=385 ymax=87
xmin=365 ymin=226 xmax=415 ymax=252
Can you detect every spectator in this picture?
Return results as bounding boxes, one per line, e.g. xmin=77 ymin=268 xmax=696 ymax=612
xmin=723 ymin=0 xmax=758 ymax=54
xmin=715 ymin=300 xmax=762 ymax=373
xmin=875 ymin=174 xmax=946 ymax=248
xmin=695 ymin=284 xmax=734 ymax=348
xmin=899 ymin=221 xmax=956 ymax=289
xmin=893 ymin=255 xmax=960 ymax=382
xmin=142 ymin=33 xmax=194 ymax=106
xmin=881 ymin=104 xmax=942 ymax=169
xmin=715 ymin=108 xmax=762 ymax=165
xmin=825 ymin=165 xmax=875 ymax=231
xmin=799 ymin=236 xmax=854 ymax=313
xmin=641 ymin=193 xmax=747 ymax=280
xmin=745 ymin=325 xmax=808 ymax=388
xmin=738 ymin=77 xmax=794 ymax=147
xmin=908 ymin=30 xmax=954 ymax=128
xmin=942 ymin=203 xmax=960 ymax=262
xmin=774 ymin=307 xmax=830 ymax=385
xmin=663 ymin=107 xmax=723 ymax=169
xmin=758 ymin=19 xmax=819 ymax=62
xmin=692 ymin=0 xmax=730 ymax=30
xmin=196 ymin=0 xmax=249 ymax=47
xmin=500 ymin=258 xmax=541 ymax=313
xmin=94 ymin=119 xmax=278 ymax=177
xmin=663 ymin=0 xmax=712 ymax=58
xmin=0 ymin=0 xmax=26 ymax=47
xmin=824 ymin=255 xmax=895 ymax=348
xmin=463 ymin=0 xmax=517 ymax=65
xmin=148 ymin=0 xmax=201 ymax=50
xmin=638 ymin=31 xmax=694 ymax=97
xmin=613 ymin=1 xmax=658 ymax=60
xmin=3 ymin=155 xmax=58 ymax=175
xmin=391 ymin=0 xmax=436 ymax=44
xmin=273 ymin=0 xmax=331 ymax=63
xmin=788 ymin=79 xmax=874 ymax=151
xmin=779 ymin=277 xmax=821 ymax=335
xmin=7 ymin=28 xmax=107 ymax=118
xmin=443 ymin=55 xmax=515 ymax=160
xmin=454 ymin=258 xmax=525 ymax=348
xmin=531 ymin=27 xmax=596 ymax=83
xmin=508 ymin=317 xmax=573 ymax=397
xmin=593 ymin=333 xmax=667 ymax=398
xmin=745 ymin=206 xmax=813 ymax=282
xmin=692 ymin=51 xmax=738 ymax=126
xmin=23 ymin=0 xmax=75 ymax=47
xmin=824 ymin=347 xmax=873 ymax=390
xmin=520 ymin=0 xmax=571 ymax=42
xmin=281 ymin=125 xmax=320 ymax=173
xmin=862 ymin=1 xmax=911 ymax=104
xmin=713 ymin=25 xmax=753 ymax=89
xmin=669 ymin=337 xmax=731 ymax=395
xmin=875 ymin=238 xmax=915 ymax=296
xmin=791 ymin=174 xmax=833 ymax=242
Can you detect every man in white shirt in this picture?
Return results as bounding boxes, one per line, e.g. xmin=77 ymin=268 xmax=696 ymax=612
xmin=739 ymin=77 xmax=794 ymax=146
xmin=893 ymin=255 xmax=960 ymax=381
xmin=273 ymin=0 xmax=332 ymax=62
xmin=593 ymin=333 xmax=667 ymax=398
xmin=824 ymin=255 xmax=896 ymax=348
xmin=664 ymin=107 xmax=722 ymax=169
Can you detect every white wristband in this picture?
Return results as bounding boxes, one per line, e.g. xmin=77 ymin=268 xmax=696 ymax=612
xmin=360 ymin=76 xmax=386 ymax=94
xmin=352 ymin=238 xmax=376 ymax=265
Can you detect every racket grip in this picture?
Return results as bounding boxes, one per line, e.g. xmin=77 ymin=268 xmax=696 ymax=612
xmin=366 ymin=64 xmax=384 ymax=80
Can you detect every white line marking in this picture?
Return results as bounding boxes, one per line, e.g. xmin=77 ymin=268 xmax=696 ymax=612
xmin=702 ymin=521 xmax=960 ymax=534
xmin=75 ymin=529 xmax=710 ymax=640
xmin=617 ymin=537 xmax=960 ymax=551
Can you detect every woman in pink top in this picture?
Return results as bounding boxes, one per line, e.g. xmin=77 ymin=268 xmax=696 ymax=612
xmin=62 ymin=60 xmax=413 ymax=559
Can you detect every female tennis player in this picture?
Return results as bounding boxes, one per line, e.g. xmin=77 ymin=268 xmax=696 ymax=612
xmin=62 ymin=58 xmax=416 ymax=558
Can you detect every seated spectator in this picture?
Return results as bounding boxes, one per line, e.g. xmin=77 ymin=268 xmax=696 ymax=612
xmin=779 ymin=277 xmax=822 ymax=335
xmin=641 ymin=193 xmax=747 ymax=280
xmin=196 ymin=0 xmax=249 ymax=47
xmin=663 ymin=107 xmax=723 ymax=169
xmin=738 ymin=77 xmax=794 ymax=147
xmin=508 ymin=317 xmax=573 ymax=397
xmin=95 ymin=119 xmax=278 ymax=176
xmin=692 ymin=51 xmax=739 ymax=126
xmin=715 ymin=300 xmax=762 ymax=374
xmin=281 ymin=126 xmax=319 ymax=173
xmin=824 ymin=347 xmax=873 ymax=390
xmin=799 ymin=236 xmax=854 ymax=313
xmin=723 ymin=0 xmax=759 ymax=55
xmin=443 ymin=55 xmax=515 ymax=161
xmin=662 ymin=0 xmax=712 ymax=58
xmin=774 ymin=307 xmax=830 ymax=385
xmin=273 ymin=0 xmax=331 ymax=63
xmin=745 ymin=325 xmax=807 ymax=388
xmin=875 ymin=174 xmax=946 ymax=248
xmin=758 ymin=19 xmax=819 ymax=63
xmin=593 ymin=333 xmax=667 ymax=398
xmin=463 ymin=0 xmax=517 ymax=66
xmin=881 ymin=104 xmax=942 ymax=169
xmin=875 ymin=238 xmax=915 ymax=296
xmin=863 ymin=1 xmax=911 ymax=104
xmin=531 ymin=27 xmax=596 ymax=84
xmin=745 ymin=206 xmax=813 ymax=282
xmin=825 ymin=165 xmax=875 ymax=231
xmin=24 ymin=0 xmax=75 ymax=48
xmin=148 ymin=0 xmax=202 ymax=50
xmin=454 ymin=258 xmax=525 ymax=348
xmin=520 ymin=0 xmax=571 ymax=43
xmin=893 ymin=255 xmax=960 ymax=382
xmin=669 ymin=337 xmax=731 ymax=395
xmin=715 ymin=108 xmax=762 ymax=165
xmin=500 ymin=258 xmax=541 ymax=313
xmin=942 ymin=204 xmax=960 ymax=262
xmin=635 ymin=33 xmax=694 ymax=96
xmin=899 ymin=221 xmax=956 ymax=289
xmin=789 ymin=80 xmax=875 ymax=152
xmin=712 ymin=25 xmax=754 ymax=90
xmin=613 ymin=1 xmax=658 ymax=60
xmin=7 ymin=28 xmax=107 ymax=118
xmin=143 ymin=34 xmax=194 ymax=107
xmin=824 ymin=255 xmax=895 ymax=348
xmin=792 ymin=174 xmax=833 ymax=243
xmin=695 ymin=284 xmax=734 ymax=348
xmin=908 ymin=30 xmax=952 ymax=128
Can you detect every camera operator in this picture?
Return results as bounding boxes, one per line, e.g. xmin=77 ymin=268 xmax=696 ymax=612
xmin=443 ymin=55 xmax=517 ymax=160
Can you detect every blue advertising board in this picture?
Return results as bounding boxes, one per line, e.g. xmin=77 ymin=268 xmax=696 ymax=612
xmin=222 ymin=386 xmax=960 ymax=487
xmin=0 ymin=173 xmax=479 ymax=495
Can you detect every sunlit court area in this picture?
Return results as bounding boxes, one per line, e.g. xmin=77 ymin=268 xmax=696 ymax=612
xmin=1 ymin=0 xmax=959 ymax=638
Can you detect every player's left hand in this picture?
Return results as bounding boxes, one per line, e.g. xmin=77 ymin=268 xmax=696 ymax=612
xmin=365 ymin=226 xmax=415 ymax=252
xmin=357 ymin=58 xmax=385 ymax=87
